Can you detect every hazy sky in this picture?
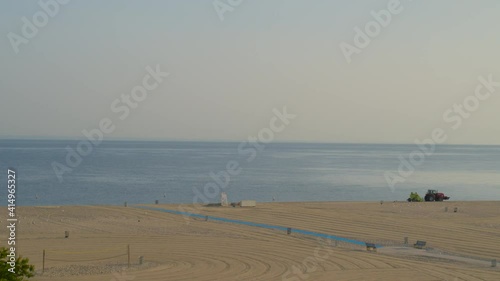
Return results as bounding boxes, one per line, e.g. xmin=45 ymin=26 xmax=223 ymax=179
xmin=1 ymin=0 xmax=499 ymax=144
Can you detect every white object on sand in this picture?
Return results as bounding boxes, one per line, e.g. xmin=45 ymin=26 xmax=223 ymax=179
xmin=221 ymin=192 xmax=228 ymax=207
xmin=239 ymin=200 xmax=256 ymax=207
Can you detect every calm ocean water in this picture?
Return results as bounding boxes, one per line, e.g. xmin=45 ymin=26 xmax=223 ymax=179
xmin=1 ymin=140 xmax=499 ymax=206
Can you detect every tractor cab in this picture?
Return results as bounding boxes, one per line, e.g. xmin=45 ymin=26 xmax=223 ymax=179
xmin=427 ymin=189 xmax=438 ymax=195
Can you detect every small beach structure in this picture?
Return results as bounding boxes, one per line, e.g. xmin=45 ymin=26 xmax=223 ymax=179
xmin=239 ymin=200 xmax=256 ymax=207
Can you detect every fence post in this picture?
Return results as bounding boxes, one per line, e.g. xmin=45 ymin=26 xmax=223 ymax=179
xmin=287 ymin=228 xmax=291 ymax=235
xmin=42 ymin=250 xmax=45 ymax=273
xmin=64 ymin=231 xmax=69 ymax=238
xmin=404 ymin=237 xmax=408 ymax=245
xmin=127 ymin=245 xmax=130 ymax=268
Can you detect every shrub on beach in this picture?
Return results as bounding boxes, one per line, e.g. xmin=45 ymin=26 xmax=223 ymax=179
xmin=407 ymin=192 xmax=423 ymax=202
xmin=0 ymin=247 xmax=35 ymax=281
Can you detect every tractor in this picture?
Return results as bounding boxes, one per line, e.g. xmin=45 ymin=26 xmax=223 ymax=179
xmin=424 ymin=189 xmax=450 ymax=202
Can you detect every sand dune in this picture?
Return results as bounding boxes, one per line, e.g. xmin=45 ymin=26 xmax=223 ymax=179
xmin=1 ymin=201 xmax=499 ymax=280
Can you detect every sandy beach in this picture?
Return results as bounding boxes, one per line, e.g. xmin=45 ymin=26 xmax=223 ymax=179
xmin=2 ymin=201 xmax=499 ymax=281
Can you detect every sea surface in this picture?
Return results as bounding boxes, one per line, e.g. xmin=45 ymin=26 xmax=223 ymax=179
xmin=1 ymin=140 xmax=499 ymax=206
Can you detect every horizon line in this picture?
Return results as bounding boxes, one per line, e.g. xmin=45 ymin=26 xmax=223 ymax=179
xmin=1 ymin=136 xmax=500 ymax=147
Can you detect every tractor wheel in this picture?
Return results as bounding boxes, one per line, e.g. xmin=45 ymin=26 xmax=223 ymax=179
xmin=428 ymin=195 xmax=435 ymax=202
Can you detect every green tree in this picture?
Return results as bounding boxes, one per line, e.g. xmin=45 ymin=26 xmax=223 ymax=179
xmin=0 ymin=247 xmax=35 ymax=281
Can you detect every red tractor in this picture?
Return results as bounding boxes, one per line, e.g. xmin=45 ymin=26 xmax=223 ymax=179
xmin=424 ymin=189 xmax=450 ymax=202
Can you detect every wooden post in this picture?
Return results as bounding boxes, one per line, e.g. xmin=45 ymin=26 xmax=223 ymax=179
xmin=155 ymin=200 xmax=159 ymax=205
xmin=404 ymin=237 xmax=408 ymax=245
xmin=454 ymin=207 xmax=458 ymax=213
xmin=127 ymin=245 xmax=130 ymax=268
xmin=42 ymin=250 xmax=45 ymax=273
xmin=65 ymin=231 xmax=69 ymax=238
xmin=287 ymin=228 xmax=292 ymax=235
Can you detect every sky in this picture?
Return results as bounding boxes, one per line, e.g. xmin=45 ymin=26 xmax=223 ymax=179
xmin=1 ymin=0 xmax=499 ymax=144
